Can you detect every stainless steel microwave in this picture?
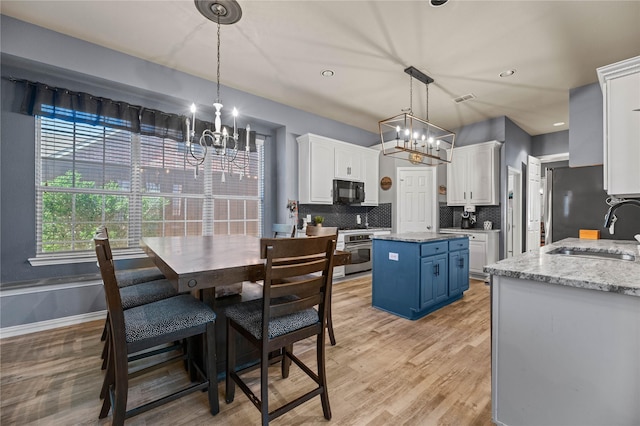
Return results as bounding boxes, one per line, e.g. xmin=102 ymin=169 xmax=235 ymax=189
xmin=333 ymin=179 xmax=365 ymax=204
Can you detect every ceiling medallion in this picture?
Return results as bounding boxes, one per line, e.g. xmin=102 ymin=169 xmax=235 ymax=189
xmin=195 ymin=0 xmax=242 ymax=25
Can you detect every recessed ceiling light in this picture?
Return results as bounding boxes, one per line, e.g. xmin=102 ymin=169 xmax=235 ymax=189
xmin=499 ymin=69 xmax=516 ymax=78
xmin=430 ymin=0 xmax=449 ymax=7
xmin=321 ymin=69 xmax=335 ymax=77
xmin=553 ymin=122 xmax=565 ymax=127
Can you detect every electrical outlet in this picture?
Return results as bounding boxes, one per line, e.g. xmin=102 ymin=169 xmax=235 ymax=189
xmin=356 ymin=215 xmax=361 ymax=224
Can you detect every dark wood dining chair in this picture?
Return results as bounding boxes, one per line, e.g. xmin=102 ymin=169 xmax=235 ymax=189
xmin=305 ymin=226 xmax=339 ymax=345
xmin=95 ymin=227 xmax=179 ymax=368
xmin=97 ymin=226 xmax=166 ymax=286
xmin=273 ymin=223 xmax=296 ymax=238
xmin=225 ymin=235 xmax=336 ymax=425
xmin=95 ymin=236 xmax=219 ymax=425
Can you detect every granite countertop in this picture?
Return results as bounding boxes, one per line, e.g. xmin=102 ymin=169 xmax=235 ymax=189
xmin=439 ymin=227 xmax=501 ymax=234
xmin=484 ymin=238 xmax=640 ymax=296
xmin=339 ymin=227 xmax=391 ymax=234
xmin=373 ymin=232 xmax=467 ymax=243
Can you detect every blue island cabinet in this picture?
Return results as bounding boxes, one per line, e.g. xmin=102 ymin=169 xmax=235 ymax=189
xmin=372 ymin=236 xmax=470 ymax=320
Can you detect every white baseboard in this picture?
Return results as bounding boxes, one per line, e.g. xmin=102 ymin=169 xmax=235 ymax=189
xmin=0 ymin=310 xmax=106 ymax=339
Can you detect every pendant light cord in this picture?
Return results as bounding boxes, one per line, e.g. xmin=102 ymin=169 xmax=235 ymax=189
xmin=426 ymin=83 xmax=429 ymax=121
xmin=409 ymin=74 xmax=413 ymax=115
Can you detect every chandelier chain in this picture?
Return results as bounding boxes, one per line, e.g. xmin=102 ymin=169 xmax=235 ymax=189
xmin=216 ymin=16 xmax=221 ymax=103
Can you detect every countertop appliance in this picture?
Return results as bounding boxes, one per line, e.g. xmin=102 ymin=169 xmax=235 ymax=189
xmin=544 ymin=165 xmax=640 ymax=243
xmin=461 ymin=211 xmax=476 ymax=229
xmin=343 ymin=232 xmax=372 ymax=274
xmin=333 ymin=179 xmax=365 ymax=205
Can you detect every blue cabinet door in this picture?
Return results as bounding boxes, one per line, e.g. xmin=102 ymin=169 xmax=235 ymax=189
xmin=420 ymin=253 xmax=447 ymax=310
xmin=448 ymin=249 xmax=470 ymax=296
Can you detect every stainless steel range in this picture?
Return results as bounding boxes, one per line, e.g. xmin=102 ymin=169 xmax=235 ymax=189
xmin=343 ymin=232 xmax=373 ymax=274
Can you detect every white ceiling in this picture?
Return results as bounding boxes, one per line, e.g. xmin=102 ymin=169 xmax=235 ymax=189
xmin=2 ymin=0 xmax=640 ymax=136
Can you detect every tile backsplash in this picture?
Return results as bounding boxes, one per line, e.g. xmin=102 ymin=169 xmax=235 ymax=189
xmin=298 ymin=203 xmax=392 ymax=229
xmin=439 ymin=204 xmax=501 ymax=230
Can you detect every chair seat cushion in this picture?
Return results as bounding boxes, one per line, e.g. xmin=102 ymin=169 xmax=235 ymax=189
xmin=116 ymin=267 xmax=165 ymax=287
xmin=120 ymin=279 xmax=178 ymax=310
xmin=124 ymin=295 xmax=216 ymax=343
xmin=224 ymin=299 xmax=319 ymax=340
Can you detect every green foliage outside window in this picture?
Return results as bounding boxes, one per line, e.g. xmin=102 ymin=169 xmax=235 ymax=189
xmin=41 ymin=171 xmax=151 ymax=252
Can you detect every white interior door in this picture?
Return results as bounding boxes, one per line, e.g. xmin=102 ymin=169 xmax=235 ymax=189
xmin=526 ymin=156 xmax=541 ymax=252
xmin=396 ymin=167 xmax=436 ymax=233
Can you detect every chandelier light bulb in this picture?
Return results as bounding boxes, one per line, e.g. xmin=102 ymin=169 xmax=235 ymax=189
xmin=232 ymin=107 xmax=238 ymax=139
xmin=190 ymin=103 xmax=197 ymax=114
xmin=246 ymin=124 xmax=251 ymax=152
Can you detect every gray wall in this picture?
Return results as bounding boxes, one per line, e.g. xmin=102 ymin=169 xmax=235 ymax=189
xmin=454 ymin=116 xmax=506 ymax=147
xmin=532 ymin=130 xmax=569 ymax=157
xmin=569 ymin=83 xmax=603 ymax=167
xmin=503 ymin=118 xmax=533 ymax=257
xmin=0 ymin=16 xmax=376 ymax=328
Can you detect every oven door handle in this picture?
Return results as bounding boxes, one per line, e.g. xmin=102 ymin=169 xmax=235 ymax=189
xmin=344 ymin=243 xmax=372 ymax=250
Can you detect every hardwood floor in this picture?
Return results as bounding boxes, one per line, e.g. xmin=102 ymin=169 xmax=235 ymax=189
xmin=0 ymin=276 xmax=492 ymax=425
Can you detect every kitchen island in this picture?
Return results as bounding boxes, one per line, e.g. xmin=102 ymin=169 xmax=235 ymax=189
xmin=486 ymin=238 xmax=640 ymax=426
xmin=372 ymin=232 xmax=469 ymax=320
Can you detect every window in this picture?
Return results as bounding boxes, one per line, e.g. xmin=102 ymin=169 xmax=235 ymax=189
xmin=35 ymin=111 xmax=264 ymax=257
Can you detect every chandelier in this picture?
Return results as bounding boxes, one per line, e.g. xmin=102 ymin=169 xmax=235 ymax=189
xmin=379 ymin=66 xmax=455 ymax=166
xmin=186 ymin=0 xmax=250 ymax=180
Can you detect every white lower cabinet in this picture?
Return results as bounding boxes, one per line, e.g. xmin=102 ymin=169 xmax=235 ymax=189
xmin=439 ymin=229 xmax=498 ymax=280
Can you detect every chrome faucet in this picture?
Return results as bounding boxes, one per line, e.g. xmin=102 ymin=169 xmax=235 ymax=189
xmin=603 ymin=198 xmax=640 ymax=234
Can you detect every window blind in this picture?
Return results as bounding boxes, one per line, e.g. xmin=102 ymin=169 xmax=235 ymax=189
xmin=35 ymin=113 xmax=264 ymax=257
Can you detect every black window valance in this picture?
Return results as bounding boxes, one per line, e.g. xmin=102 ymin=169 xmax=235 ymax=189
xmin=17 ymin=80 xmax=256 ymax=151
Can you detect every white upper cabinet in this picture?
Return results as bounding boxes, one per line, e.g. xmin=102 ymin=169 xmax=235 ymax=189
xmin=297 ymin=134 xmax=334 ymax=204
xmin=446 ymin=141 xmax=501 ymax=206
xmin=360 ymin=149 xmax=380 ymax=206
xmin=297 ymin=133 xmax=380 ymax=205
xmin=597 ymin=56 xmax=640 ymax=198
xmin=334 ymin=145 xmax=362 ymax=180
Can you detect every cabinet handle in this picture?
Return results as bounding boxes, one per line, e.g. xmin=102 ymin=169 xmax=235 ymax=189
xmin=464 ymin=191 xmax=466 ymax=199
xmin=458 ymin=258 xmax=464 ymax=268
xmin=470 ymin=191 xmax=473 ymax=199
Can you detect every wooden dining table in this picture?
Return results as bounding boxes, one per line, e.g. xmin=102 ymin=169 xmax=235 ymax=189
xmin=140 ymin=234 xmax=350 ymax=374
xmin=141 ymin=235 xmax=265 ymax=300
xmin=141 ymin=234 xmax=350 ymax=297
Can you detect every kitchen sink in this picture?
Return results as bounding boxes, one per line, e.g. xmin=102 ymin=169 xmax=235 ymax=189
xmin=547 ymin=247 xmax=636 ymax=261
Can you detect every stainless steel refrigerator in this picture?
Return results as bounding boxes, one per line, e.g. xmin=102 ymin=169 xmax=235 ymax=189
xmin=544 ymin=165 xmax=640 ymax=243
